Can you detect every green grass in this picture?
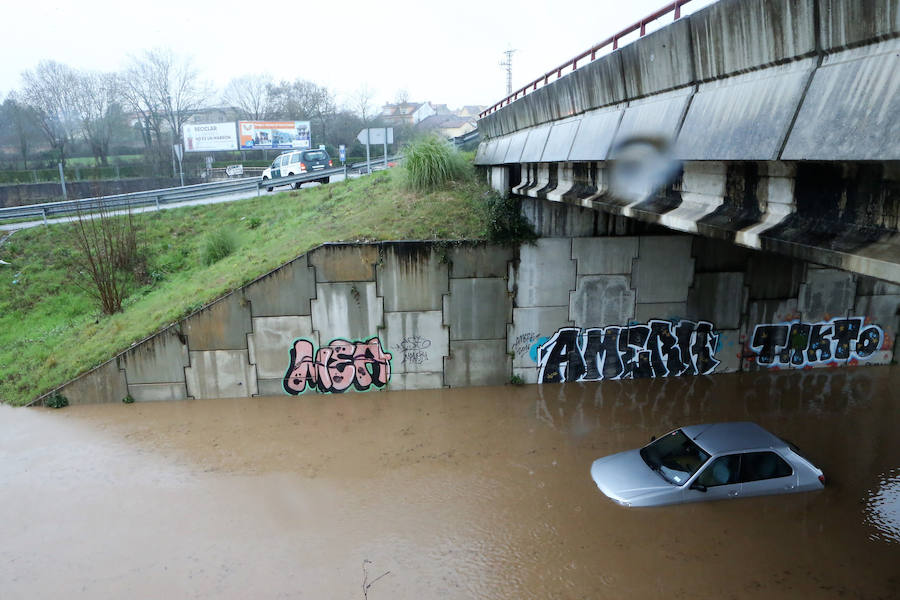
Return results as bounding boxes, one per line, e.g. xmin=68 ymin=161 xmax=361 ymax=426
xmin=0 ymin=168 xmax=496 ymax=406
xmin=402 ymin=136 xmax=471 ymax=192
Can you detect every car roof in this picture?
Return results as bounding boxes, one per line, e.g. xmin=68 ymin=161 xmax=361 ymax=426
xmin=680 ymin=422 xmax=785 ymax=455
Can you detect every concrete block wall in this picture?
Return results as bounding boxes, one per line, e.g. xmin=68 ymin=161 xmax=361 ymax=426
xmin=48 ymin=232 xmax=898 ymax=405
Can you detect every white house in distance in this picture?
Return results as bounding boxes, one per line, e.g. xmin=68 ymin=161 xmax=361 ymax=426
xmin=379 ymin=102 xmax=436 ymax=126
xmin=379 ymin=101 xmax=485 ymax=138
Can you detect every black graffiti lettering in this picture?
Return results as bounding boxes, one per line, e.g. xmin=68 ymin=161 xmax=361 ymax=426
xmin=779 ymin=323 xmax=811 ymax=366
xmin=581 ymin=328 xmax=603 ymax=380
xmin=536 ymin=320 xmax=721 ymax=383
xmin=675 ymin=320 xmax=699 ymax=374
xmin=537 ymin=328 xmax=585 ymax=383
xmin=806 ymin=324 xmax=833 ymax=363
xmin=626 ymin=326 xmax=651 ymax=378
xmin=751 ymin=317 xmax=883 ymax=368
xmin=692 ymin=322 xmax=720 ymax=375
xmin=752 ymin=325 xmax=789 ymax=365
xmin=648 ymin=319 xmax=683 ymax=377
xmin=633 ymin=350 xmax=653 ymax=378
xmin=856 ymin=326 xmax=881 ymax=358
xmin=832 ymin=318 xmax=862 ymax=360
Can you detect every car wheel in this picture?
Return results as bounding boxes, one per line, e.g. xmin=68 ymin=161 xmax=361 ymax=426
xmin=319 ymin=177 xmax=329 ymax=185
xmin=263 ymin=176 xmax=273 ymax=192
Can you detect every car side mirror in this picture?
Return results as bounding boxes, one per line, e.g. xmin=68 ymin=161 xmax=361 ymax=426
xmin=690 ymin=483 xmax=707 ymax=493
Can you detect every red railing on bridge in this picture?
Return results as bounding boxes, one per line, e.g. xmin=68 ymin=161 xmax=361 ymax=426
xmin=479 ymin=0 xmax=694 ymax=119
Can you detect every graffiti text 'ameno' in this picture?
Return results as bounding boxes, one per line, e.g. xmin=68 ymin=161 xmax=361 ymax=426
xmin=284 ymin=338 xmax=392 ymax=394
xmin=537 ymin=320 xmax=720 ymax=383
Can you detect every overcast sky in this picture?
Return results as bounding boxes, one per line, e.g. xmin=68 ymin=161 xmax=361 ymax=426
xmin=1 ymin=0 xmax=717 ymax=112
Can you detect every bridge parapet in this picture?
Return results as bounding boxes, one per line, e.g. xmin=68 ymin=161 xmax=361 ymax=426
xmin=476 ymin=0 xmax=899 ymax=283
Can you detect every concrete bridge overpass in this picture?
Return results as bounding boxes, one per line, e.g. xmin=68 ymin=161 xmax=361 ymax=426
xmin=475 ymin=0 xmax=899 ymax=284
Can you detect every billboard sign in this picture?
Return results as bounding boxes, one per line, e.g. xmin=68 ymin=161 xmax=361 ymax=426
xmin=183 ymin=122 xmax=238 ymax=152
xmin=239 ymin=121 xmax=311 ymax=150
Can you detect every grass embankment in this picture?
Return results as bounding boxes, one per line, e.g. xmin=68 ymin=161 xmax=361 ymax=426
xmin=0 ymin=167 xmax=495 ymax=406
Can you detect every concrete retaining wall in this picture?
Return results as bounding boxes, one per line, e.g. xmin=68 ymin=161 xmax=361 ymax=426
xmin=46 ymin=231 xmax=898 ymax=405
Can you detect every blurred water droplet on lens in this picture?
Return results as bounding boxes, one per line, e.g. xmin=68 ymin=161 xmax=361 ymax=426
xmin=608 ymin=136 xmax=681 ymax=202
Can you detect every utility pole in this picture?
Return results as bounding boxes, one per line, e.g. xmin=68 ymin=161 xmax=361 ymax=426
xmin=500 ymin=48 xmax=516 ymax=95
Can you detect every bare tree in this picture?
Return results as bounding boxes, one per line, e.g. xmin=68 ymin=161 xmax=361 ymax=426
xmin=20 ymin=61 xmax=80 ymax=165
xmin=121 ymin=49 xmax=210 ymax=155
xmin=394 ymin=88 xmax=409 ymax=104
xmin=222 ymin=74 xmax=273 ymax=120
xmin=352 ymin=84 xmax=378 ymax=125
xmin=120 ymin=56 xmax=165 ymax=154
xmin=72 ymin=71 xmax=123 ymax=166
xmin=0 ymin=92 xmax=40 ymax=168
xmin=71 ymin=201 xmax=143 ymax=315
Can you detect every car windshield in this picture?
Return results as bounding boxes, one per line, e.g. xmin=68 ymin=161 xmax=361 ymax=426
xmin=640 ymin=429 xmax=711 ymax=486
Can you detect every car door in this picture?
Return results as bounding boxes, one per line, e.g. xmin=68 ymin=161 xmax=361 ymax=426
xmin=287 ymin=152 xmax=301 ymax=175
xmin=739 ymin=451 xmax=797 ymax=497
xmin=270 ymin=155 xmax=283 ymax=179
xmin=683 ymin=454 xmax=742 ymax=503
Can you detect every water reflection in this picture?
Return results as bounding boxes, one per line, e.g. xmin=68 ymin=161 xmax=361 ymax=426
xmin=866 ymin=469 xmax=900 ymax=544
xmin=534 ymin=368 xmax=878 ymax=438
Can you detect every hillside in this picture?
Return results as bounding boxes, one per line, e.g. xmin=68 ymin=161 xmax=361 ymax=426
xmin=0 ymin=167 xmax=496 ymax=406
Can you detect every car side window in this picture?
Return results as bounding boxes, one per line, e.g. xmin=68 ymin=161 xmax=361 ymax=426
xmin=740 ymin=451 xmax=792 ymax=482
xmin=290 ymin=153 xmax=300 ymax=164
xmin=695 ymin=455 xmax=740 ymax=487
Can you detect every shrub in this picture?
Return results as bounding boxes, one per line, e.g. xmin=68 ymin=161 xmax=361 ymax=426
xmin=403 ymin=136 xmax=471 ymax=191
xmin=45 ymin=392 xmax=69 ymax=409
xmin=247 ymin=217 xmax=262 ymax=230
xmin=483 ymin=192 xmax=538 ymax=245
xmin=122 ymin=394 xmax=135 ymax=404
xmin=202 ymin=228 xmax=238 ymax=265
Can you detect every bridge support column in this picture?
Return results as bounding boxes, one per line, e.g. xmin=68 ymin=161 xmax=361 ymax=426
xmin=489 ymin=166 xmax=510 ymax=198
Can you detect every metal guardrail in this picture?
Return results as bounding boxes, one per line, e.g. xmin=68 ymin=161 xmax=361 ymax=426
xmin=452 ymin=129 xmax=480 ymax=147
xmin=0 ymin=155 xmax=402 ymax=225
xmin=480 ymin=0 xmax=694 ymax=118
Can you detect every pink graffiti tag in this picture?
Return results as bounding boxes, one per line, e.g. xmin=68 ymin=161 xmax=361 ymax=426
xmin=283 ymin=338 xmax=392 ymax=394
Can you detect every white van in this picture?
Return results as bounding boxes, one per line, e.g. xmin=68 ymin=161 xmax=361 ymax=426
xmin=261 ymin=149 xmax=333 ymax=191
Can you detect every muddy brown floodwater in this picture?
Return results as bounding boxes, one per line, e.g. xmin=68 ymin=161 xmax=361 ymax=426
xmin=2 ymin=367 xmax=899 ymax=599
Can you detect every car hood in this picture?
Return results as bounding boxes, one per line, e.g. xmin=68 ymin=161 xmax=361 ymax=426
xmin=591 ymin=449 xmax=675 ymax=503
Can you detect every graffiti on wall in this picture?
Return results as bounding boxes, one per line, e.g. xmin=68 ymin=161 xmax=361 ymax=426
xmin=283 ymin=337 xmax=392 ymax=394
xmin=749 ymin=317 xmax=884 ymax=367
xmin=394 ymin=336 xmax=431 ymax=366
xmin=537 ymin=320 xmax=720 ymax=383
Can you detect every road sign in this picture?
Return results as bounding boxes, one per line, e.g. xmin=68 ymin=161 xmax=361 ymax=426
xmin=339 ymin=144 xmax=346 ymax=163
xmin=225 ymin=165 xmax=244 ymax=177
xmin=173 ymin=144 xmax=183 ymax=162
xmin=356 ymin=128 xmax=393 ymax=145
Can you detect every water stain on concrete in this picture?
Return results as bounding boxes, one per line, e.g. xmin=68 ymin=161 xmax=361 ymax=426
xmin=1 ymin=367 xmax=898 ymax=599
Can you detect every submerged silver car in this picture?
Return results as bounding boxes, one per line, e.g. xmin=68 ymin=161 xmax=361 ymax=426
xmin=590 ymin=422 xmax=825 ymax=507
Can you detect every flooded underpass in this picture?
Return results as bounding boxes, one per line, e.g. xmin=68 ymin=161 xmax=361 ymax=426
xmin=2 ymin=366 xmax=899 ymax=599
